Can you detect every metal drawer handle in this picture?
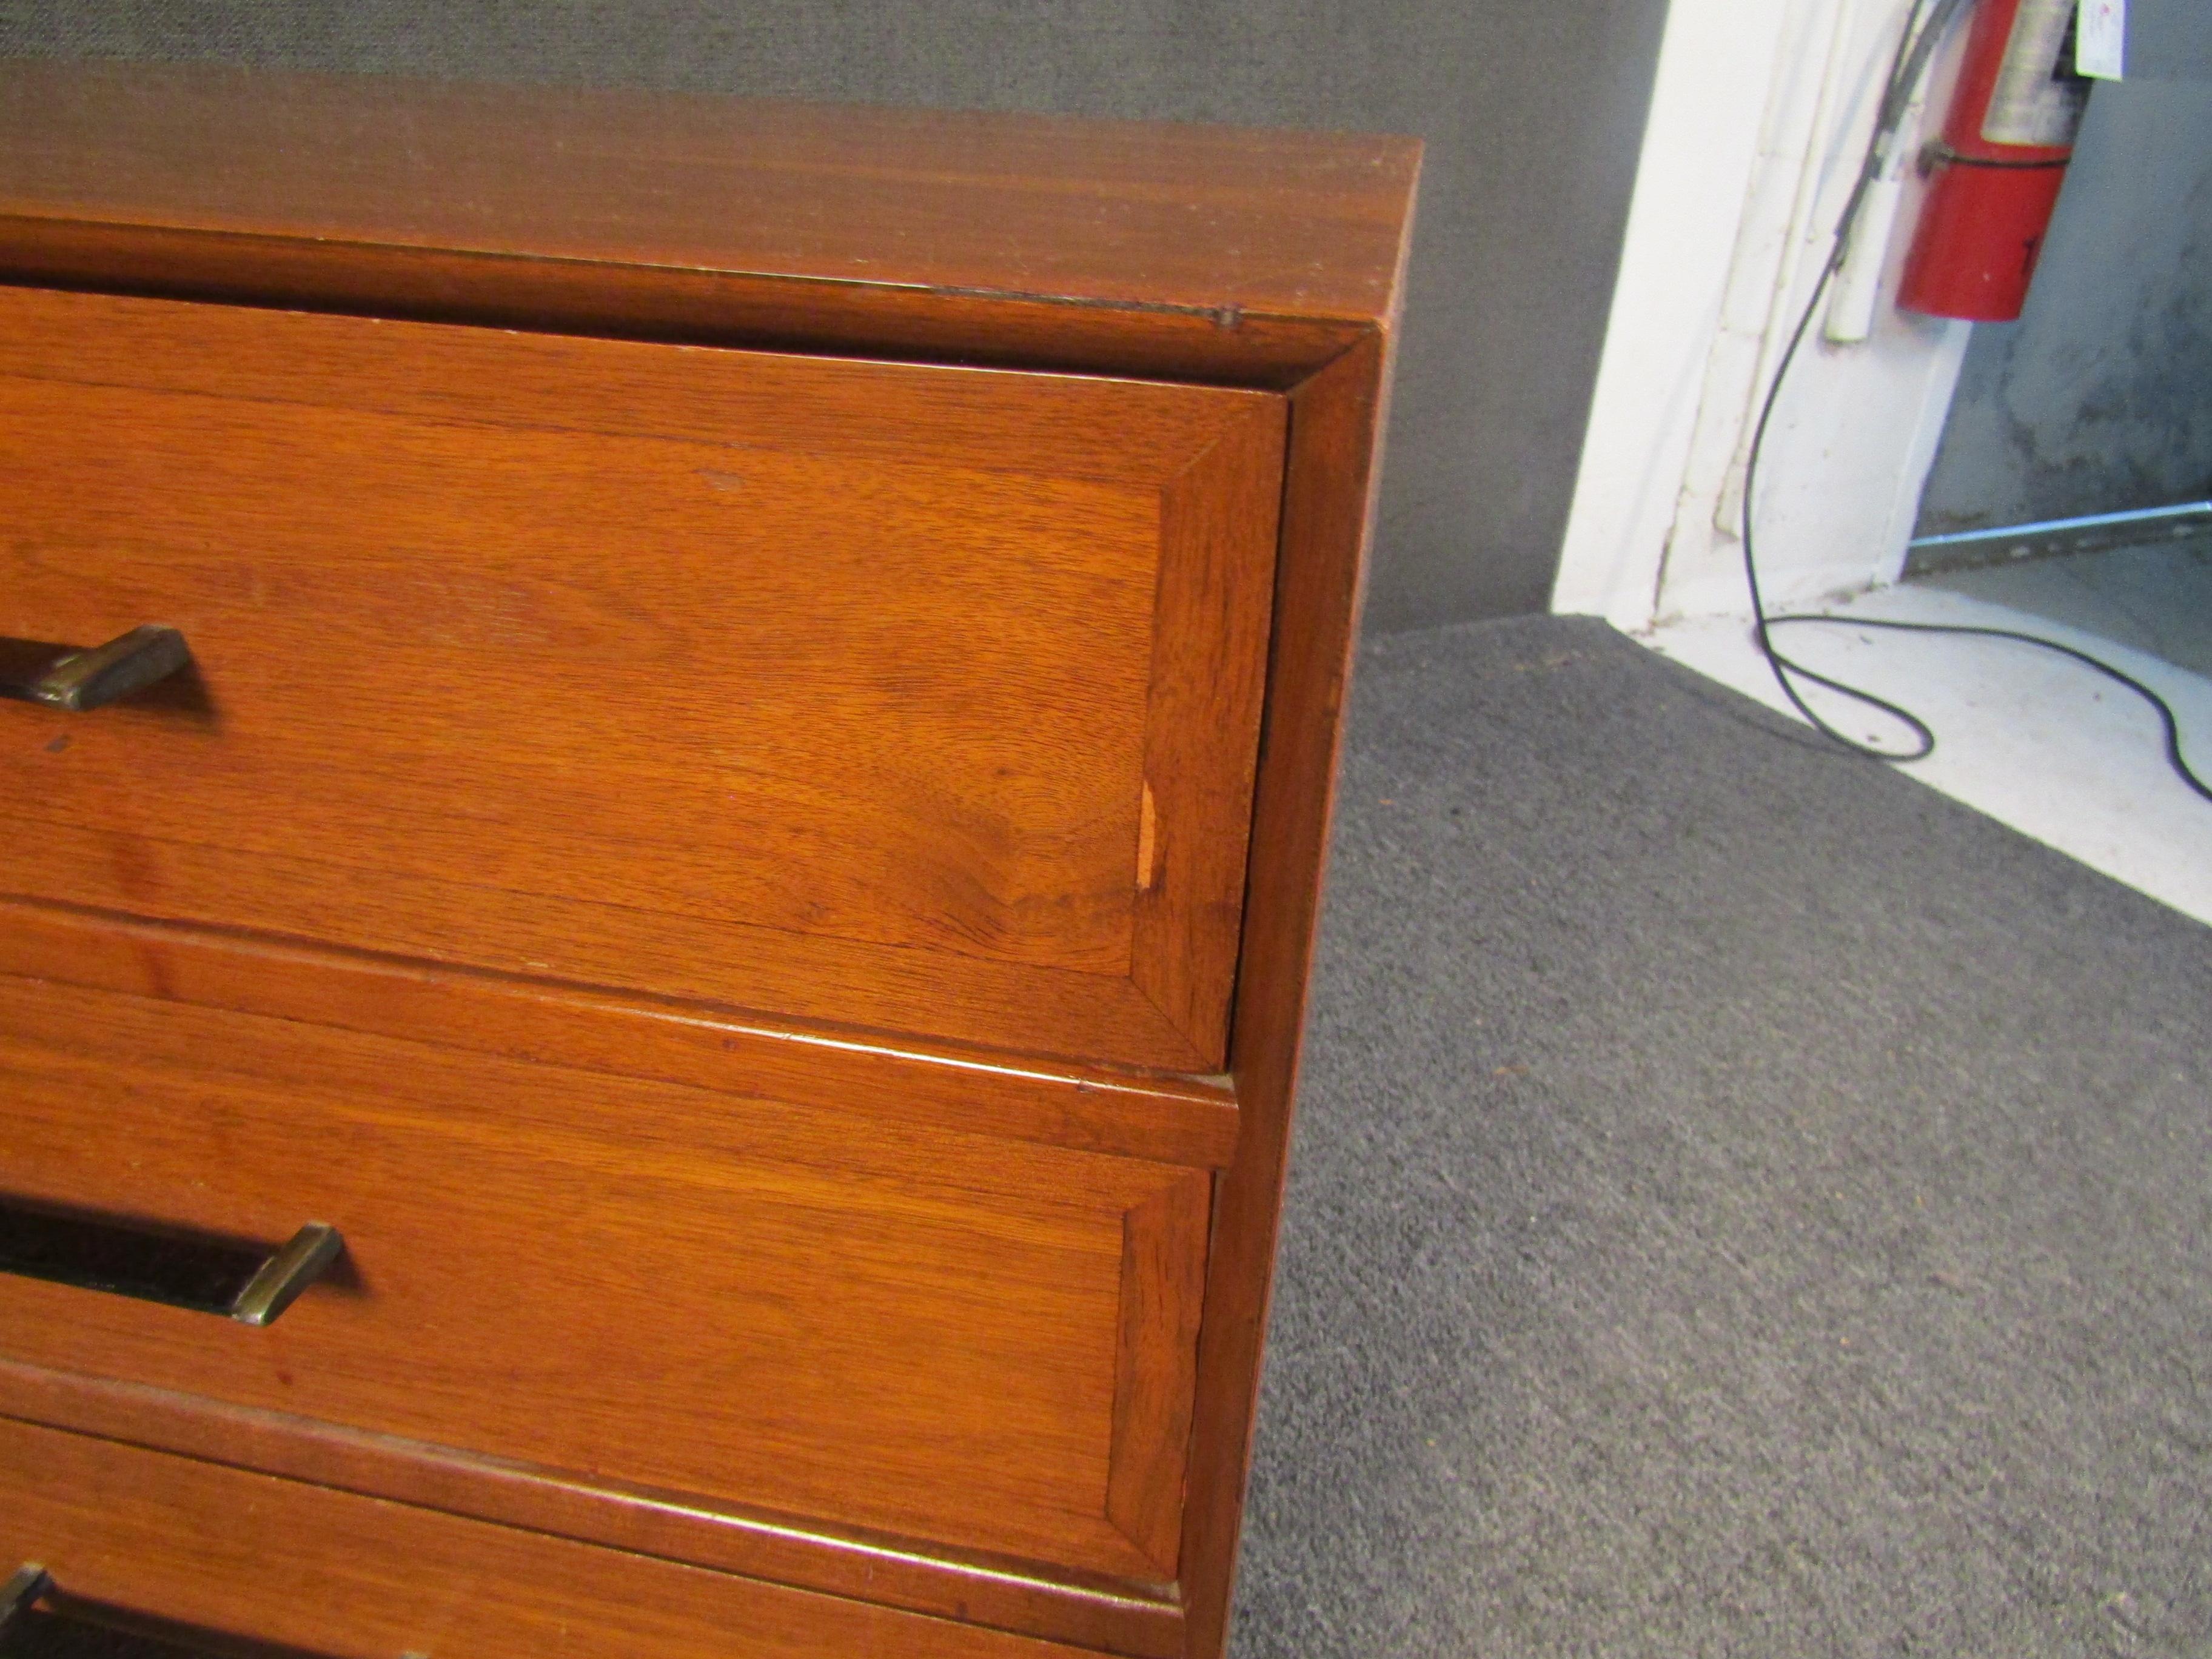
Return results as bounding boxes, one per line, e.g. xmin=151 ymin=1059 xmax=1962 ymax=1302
xmin=0 ymin=624 xmax=191 ymax=712
xmin=0 ymin=1565 xmax=50 ymax=1637
xmin=231 ymin=1223 xmax=347 ymax=1326
xmin=0 ymin=1198 xmax=343 ymax=1327
xmin=2 ymin=1563 xmax=320 ymax=1656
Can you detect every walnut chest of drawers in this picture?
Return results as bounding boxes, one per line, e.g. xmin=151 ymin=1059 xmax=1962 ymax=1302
xmin=0 ymin=62 xmax=1418 ymax=1659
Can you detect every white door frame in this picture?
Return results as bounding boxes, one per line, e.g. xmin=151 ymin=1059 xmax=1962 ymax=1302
xmin=1552 ymin=0 xmax=1973 ymax=631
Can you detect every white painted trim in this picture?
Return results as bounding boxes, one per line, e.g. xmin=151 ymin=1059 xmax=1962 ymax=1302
xmin=1554 ymin=0 xmax=1977 ymax=629
xmin=1550 ymin=0 xmax=1791 ymax=629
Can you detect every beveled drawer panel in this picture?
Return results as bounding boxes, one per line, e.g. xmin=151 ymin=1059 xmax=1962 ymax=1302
xmin=0 ymin=974 xmax=1209 ymax=1584
xmin=0 ymin=1415 xmax=1101 ymax=1659
xmin=0 ymin=286 xmax=1285 ymax=1071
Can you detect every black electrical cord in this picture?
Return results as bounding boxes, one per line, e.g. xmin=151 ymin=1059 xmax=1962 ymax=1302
xmin=1740 ymin=0 xmax=2212 ymax=805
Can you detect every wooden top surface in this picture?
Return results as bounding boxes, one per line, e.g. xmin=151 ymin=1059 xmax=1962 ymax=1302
xmin=0 ymin=60 xmax=1419 ymax=330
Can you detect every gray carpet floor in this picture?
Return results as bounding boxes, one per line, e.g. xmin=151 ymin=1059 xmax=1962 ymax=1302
xmin=1232 ymin=615 xmax=2212 ymax=1658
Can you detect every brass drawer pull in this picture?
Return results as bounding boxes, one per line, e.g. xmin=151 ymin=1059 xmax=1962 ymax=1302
xmin=0 ymin=625 xmax=190 ymax=712
xmin=0 ymin=1564 xmax=49 ymax=1637
xmin=0 ymin=1199 xmax=342 ymax=1327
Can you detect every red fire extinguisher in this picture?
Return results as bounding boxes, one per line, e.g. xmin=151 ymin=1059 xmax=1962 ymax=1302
xmin=1899 ymin=0 xmax=2090 ymax=321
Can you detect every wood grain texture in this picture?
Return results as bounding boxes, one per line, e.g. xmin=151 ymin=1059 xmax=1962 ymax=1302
xmin=0 ymin=68 xmax=1423 ymax=1659
xmin=1105 ymin=1173 xmax=1213 ymax=1579
xmin=0 ymin=1361 xmax=1185 ymax=1659
xmin=0 ymin=60 xmax=1419 ymax=343
xmin=0 ymin=285 xmax=1284 ymax=1071
xmin=0 ymin=1415 xmax=1105 ymax=1659
xmin=1179 ymin=332 xmax=1407 ymax=1657
xmin=1129 ymin=404 xmax=1284 ymax=1058
xmin=0 ymin=974 xmax=1210 ymax=1583
xmin=0 ymin=897 xmax=1240 ymax=1171
xmin=0 ymin=214 xmax=1369 ymax=390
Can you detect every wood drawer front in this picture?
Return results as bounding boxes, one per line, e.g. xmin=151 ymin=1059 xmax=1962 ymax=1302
xmin=0 ymin=286 xmax=1285 ymax=1073
xmin=0 ymin=976 xmax=1208 ymax=1584
xmin=0 ymin=1415 xmax=1100 ymax=1659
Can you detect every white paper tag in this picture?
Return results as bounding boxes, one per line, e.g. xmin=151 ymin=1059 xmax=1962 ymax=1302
xmin=2079 ymin=0 xmax=2127 ymax=80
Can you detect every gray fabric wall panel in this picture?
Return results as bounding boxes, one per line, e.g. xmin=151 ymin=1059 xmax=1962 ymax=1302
xmin=0 ymin=1 xmax=1670 ymax=630
xmin=2130 ymin=0 xmax=2212 ymax=80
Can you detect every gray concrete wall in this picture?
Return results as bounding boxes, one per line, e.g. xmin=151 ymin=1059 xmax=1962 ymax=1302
xmin=0 ymin=1 xmax=1672 ymax=631
xmin=1914 ymin=18 xmax=2212 ymax=538
xmin=2130 ymin=0 xmax=2212 ymax=80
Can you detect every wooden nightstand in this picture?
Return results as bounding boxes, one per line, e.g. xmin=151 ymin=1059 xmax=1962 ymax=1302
xmin=0 ymin=62 xmax=1416 ymax=1659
